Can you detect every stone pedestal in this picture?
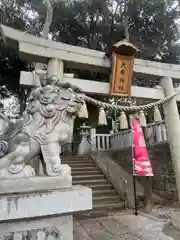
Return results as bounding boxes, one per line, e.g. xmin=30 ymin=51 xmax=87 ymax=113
xmin=0 ymin=174 xmax=92 ymax=239
xmin=0 ymin=215 xmax=73 ymax=240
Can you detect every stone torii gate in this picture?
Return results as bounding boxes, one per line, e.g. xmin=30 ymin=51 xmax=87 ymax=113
xmin=2 ymin=24 xmax=180 ymax=204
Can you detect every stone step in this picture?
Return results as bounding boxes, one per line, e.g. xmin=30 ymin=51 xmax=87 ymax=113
xmin=75 ymin=209 xmax=124 ymax=220
xmin=73 ymin=179 xmax=108 ymax=186
xmin=75 ymin=202 xmax=125 ymax=219
xmin=64 ymin=162 xmax=96 ymax=167
xmin=93 ymin=189 xmax=117 ymax=196
xmin=62 ymin=157 xmax=93 ymax=161
xmin=72 ymin=174 xmax=105 ymax=181
xmin=62 ymin=155 xmax=125 ymax=218
xmin=62 ymin=160 xmax=94 ymax=165
xmin=62 ymin=155 xmax=92 ymax=159
xmin=93 ymin=201 xmax=125 ymax=211
xmin=87 ymin=183 xmax=113 ymax=190
xmin=72 ymin=170 xmax=102 ymax=176
xmin=70 ymin=167 xmax=98 ymax=172
xmin=93 ymin=195 xmax=121 ymax=203
xmin=62 ymin=157 xmax=91 ymax=161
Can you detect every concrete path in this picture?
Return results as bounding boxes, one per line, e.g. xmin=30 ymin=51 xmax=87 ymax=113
xmin=74 ymin=212 xmax=180 ymax=240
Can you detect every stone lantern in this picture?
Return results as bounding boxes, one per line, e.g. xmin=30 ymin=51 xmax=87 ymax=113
xmin=107 ymin=39 xmax=138 ymax=97
xmin=78 ymin=124 xmax=91 ymax=156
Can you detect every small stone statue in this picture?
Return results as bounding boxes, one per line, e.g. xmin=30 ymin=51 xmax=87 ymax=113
xmin=0 ymin=79 xmax=85 ymax=179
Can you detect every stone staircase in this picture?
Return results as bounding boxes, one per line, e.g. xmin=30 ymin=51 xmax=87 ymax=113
xmin=61 ymin=155 xmax=125 ymax=218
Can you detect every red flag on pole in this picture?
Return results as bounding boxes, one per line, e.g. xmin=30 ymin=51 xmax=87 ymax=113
xmin=132 ymin=119 xmax=153 ymax=176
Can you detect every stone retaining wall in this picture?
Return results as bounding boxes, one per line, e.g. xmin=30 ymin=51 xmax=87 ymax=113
xmin=149 ymin=143 xmax=178 ymax=202
xmin=111 ymin=142 xmax=178 ymax=203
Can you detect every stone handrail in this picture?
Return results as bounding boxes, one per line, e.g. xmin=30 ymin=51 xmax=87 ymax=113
xmin=92 ymin=121 xmax=167 ymax=151
xmin=94 ymin=131 xmax=132 ymax=151
xmin=144 ymin=121 xmax=167 ymax=145
xmin=95 ymin=134 xmax=111 ymax=150
xmin=61 ymin=121 xmax=168 ymax=155
xmin=110 ymin=130 xmax=132 ymax=150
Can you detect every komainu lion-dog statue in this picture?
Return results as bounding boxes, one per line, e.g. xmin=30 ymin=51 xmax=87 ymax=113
xmin=0 ymin=79 xmax=85 ymax=179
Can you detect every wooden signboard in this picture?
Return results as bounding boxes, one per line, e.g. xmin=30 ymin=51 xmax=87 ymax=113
xmin=110 ymin=53 xmax=134 ymax=97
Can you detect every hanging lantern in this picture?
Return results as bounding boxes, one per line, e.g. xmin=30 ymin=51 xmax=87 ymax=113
xmin=107 ymin=39 xmax=138 ymax=98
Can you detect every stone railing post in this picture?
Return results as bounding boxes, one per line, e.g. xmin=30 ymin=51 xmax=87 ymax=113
xmin=155 ymin=124 xmax=162 ymax=142
xmin=161 ymin=123 xmax=167 ymax=141
xmin=160 ymin=77 xmax=180 ymax=202
xmin=90 ymin=128 xmax=96 ymax=152
xmin=145 ymin=125 xmax=154 ymax=145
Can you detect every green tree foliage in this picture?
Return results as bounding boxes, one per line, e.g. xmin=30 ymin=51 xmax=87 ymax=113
xmin=0 ymin=0 xmax=32 ymax=98
xmin=128 ymin=0 xmax=180 ymax=63
xmin=50 ymin=0 xmax=180 ymax=63
xmin=0 ymin=0 xmax=180 ymax=100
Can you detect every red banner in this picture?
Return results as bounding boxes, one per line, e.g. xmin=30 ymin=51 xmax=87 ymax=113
xmin=133 ymin=119 xmax=153 ymax=176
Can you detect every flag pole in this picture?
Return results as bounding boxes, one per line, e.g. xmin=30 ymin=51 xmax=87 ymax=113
xmin=130 ymin=115 xmax=138 ymax=216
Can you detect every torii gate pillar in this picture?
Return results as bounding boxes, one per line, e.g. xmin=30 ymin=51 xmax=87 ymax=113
xmin=160 ymin=77 xmax=180 ymax=202
xmin=47 ymin=58 xmax=64 ymax=81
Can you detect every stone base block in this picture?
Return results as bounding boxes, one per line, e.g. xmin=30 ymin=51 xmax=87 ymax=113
xmin=0 ymin=164 xmax=71 ymax=194
xmin=0 ymin=185 xmax=92 ymax=239
xmin=0 ymin=215 xmax=73 ymax=240
xmin=0 ymin=185 xmax=92 ymax=221
xmin=171 ymin=211 xmax=180 ymax=230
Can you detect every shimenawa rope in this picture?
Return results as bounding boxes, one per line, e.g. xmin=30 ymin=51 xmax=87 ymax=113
xmin=85 ymin=88 xmax=180 ymax=112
